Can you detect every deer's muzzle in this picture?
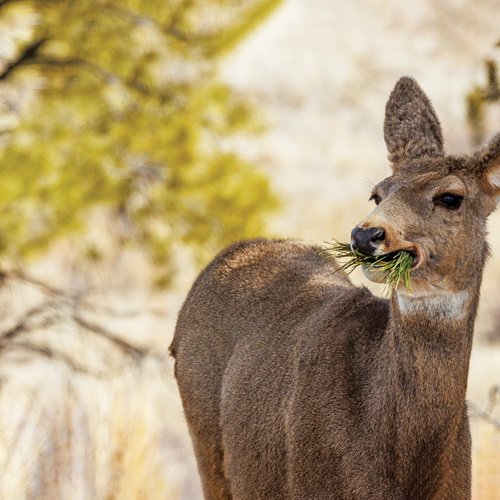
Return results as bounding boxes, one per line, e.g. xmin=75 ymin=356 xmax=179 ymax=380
xmin=350 ymin=226 xmax=385 ymax=256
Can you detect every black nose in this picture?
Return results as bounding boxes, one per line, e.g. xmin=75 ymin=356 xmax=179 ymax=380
xmin=351 ymin=226 xmax=385 ymax=256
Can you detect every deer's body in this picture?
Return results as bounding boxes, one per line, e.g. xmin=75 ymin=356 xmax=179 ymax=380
xmin=171 ymin=78 xmax=500 ymax=499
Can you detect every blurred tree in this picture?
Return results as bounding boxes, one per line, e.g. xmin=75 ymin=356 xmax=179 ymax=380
xmin=466 ymin=42 xmax=500 ymax=146
xmin=0 ymin=0 xmax=281 ymax=286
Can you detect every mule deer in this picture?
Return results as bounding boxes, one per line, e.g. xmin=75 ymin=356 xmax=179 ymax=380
xmin=170 ymin=77 xmax=500 ymax=499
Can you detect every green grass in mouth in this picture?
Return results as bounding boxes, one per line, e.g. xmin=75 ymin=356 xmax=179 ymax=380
xmin=323 ymin=241 xmax=413 ymax=294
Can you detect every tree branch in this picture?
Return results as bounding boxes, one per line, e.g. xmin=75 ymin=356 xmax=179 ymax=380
xmin=7 ymin=340 xmax=113 ymax=376
xmin=469 ymin=385 xmax=500 ymax=430
xmin=0 ymin=271 xmax=165 ymax=376
xmin=0 ymin=301 xmax=58 ymax=340
xmin=9 ymin=269 xmax=166 ymax=317
xmin=0 ymin=37 xmax=47 ymax=81
xmin=73 ymin=314 xmax=151 ymax=360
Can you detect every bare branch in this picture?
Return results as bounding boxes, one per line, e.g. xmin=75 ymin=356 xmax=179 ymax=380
xmin=486 ymin=385 xmax=500 ymax=414
xmin=8 ymin=269 xmax=167 ymax=318
xmin=8 ymin=341 xmax=113 ymax=377
xmin=0 ymin=301 xmax=58 ymax=341
xmin=0 ymin=271 xmax=166 ymax=376
xmin=7 ymin=269 xmax=79 ymax=301
xmin=0 ymin=38 xmax=47 ymax=81
xmin=73 ymin=314 xmax=151 ymax=360
xmin=469 ymin=403 xmax=500 ymax=430
xmin=469 ymin=385 xmax=500 ymax=430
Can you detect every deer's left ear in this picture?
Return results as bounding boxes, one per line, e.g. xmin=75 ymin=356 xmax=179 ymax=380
xmin=384 ymin=77 xmax=444 ymax=169
xmin=478 ymin=134 xmax=500 ymax=203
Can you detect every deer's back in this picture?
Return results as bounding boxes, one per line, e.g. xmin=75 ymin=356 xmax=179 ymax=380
xmin=172 ymin=238 xmax=358 ymax=396
xmin=172 ymin=238 xmax=390 ymax=498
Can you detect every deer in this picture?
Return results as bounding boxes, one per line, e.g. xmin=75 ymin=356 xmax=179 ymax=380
xmin=170 ymin=77 xmax=500 ymax=500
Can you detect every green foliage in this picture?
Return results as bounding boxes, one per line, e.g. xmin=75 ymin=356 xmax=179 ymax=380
xmin=0 ymin=0 xmax=282 ymax=284
xmin=466 ymin=48 xmax=500 ymax=146
xmin=324 ymin=241 xmax=413 ymax=294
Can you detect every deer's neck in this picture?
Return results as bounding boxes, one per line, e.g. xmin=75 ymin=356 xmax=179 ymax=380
xmin=388 ymin=287 xmax=478 ymax=403
xmin=374 ymin=286 xmax=479 ymax=493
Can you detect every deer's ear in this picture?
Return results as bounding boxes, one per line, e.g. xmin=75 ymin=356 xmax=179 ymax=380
xmin=384 ymin=77 xmax=444 ymax=169
xmin=478 ymin=134 xmax=500 ymax=204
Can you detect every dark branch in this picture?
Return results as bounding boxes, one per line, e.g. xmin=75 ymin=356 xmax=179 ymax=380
xmin=0 ymin=271 xmax=165 ymax=374
xmin=8 ymin=340 xmax=112 ymax=376
xmin=469 ymin=385 xmax=500 ymax=430
xmin=469 ymin=402 xmax=500 ymax=430
xmin=9 ymin=269 xmax=81 ymax=300
xmin=0 ymin=301 xmax=57 ymax=340
xmin=9 ymin=269 xmax=166 ymax=317
xmin=73 ymin=314 xmax=151 ymax=360
xmin=0 ymin=37 xmax=47 ymax=81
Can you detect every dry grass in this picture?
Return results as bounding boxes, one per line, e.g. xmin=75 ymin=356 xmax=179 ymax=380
xmin=0 ymin=354 xmax=201 ymax=500
xmin=468 ymin=346 xmax=500 ymax=500
xmin=472 ymin=420 xmax=500 ymax=499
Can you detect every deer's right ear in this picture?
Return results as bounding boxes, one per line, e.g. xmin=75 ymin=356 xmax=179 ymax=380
xmin=384 ymin=77 xmax=444 ymax=170
xmin=478 ymin=134 xmax=500 ymax=206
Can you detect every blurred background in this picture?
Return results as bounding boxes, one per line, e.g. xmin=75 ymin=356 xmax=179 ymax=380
xmin=0 ymin=0 xmax=498 ymax=498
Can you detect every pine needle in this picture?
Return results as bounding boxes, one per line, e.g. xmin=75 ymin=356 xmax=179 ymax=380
xmin=323 ymin=241 xmax=413 ymax=294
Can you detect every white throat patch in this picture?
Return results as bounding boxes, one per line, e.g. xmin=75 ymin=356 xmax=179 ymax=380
xmin=396 ymin=290 xmax=469 ymax=320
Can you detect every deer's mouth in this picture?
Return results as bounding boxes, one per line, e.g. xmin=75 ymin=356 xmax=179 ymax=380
xmin=374 ymin=245 xmax=421 ymax=267
xmin=327 ymin=241 xmax=420 ymax=291
xmin=380 ymin=248 xmax=420 ymax=268
xmin=409 ymin=249 xmax=421 ymax=268
xmin=360 ymin=247 xmax=419 ymax=286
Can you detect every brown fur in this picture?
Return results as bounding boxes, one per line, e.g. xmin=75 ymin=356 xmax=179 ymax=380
xmin=170 ymin=77 xmax=500 ymax=499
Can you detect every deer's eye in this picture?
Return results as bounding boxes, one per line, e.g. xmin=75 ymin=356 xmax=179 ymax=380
xmin=434 ymin=193 xmax=463 ymax=209
xmin=369 ymin=193 xmax=381 ymax=205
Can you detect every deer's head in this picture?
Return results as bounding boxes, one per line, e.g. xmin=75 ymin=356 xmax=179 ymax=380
xmin=351 ymin=77 xmax=500 ymax=294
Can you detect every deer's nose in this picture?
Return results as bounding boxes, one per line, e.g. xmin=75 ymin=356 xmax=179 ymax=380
xmin=350 ymin=227 xmax=385 ymax=256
